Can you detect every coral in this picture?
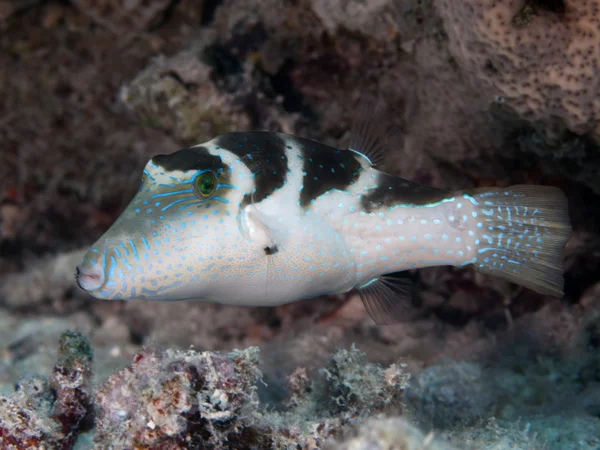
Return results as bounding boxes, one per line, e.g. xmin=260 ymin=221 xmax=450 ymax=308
xmin=2 ymin=326 xmax=600 ymax=449
xmin=93 ymin=344 xmax=410 ymax=449
xmin=0 ymin=376 xmax=60 ymax=449
xmin=94 ymin=346 xmax=263 ymax=449
xmin=437 ymin=0 xmax=600 ymax=141
xmin=434 ymin=0 xmax=600 ymax=192
xmin=286 ymin=366 xmax=312 ymax=410
xmin=119 ymin=49 xmax=252 ymax=146
xmin=320 ymin=344 xmax=410 ymax=416
xmin=0 ymin=331 xmax=93 ymax=450
xmin=49 ymin=331 xmax=94 ymax=448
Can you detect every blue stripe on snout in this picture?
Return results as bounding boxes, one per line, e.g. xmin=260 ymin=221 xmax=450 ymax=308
xmin=152 ymin=189 xmax=194 ymax=198
xmin=180 ymin=202 xmax=201 ymax=211
xmin=161 ymin=197 xmax=198 ymax=211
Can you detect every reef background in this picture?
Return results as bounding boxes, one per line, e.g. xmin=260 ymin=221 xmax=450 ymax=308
xmin=1 ymin=0 xmax=600 ymax=448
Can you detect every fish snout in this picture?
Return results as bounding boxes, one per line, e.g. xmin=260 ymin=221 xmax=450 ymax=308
xmin=75 ymin=263 xmax=104 ymax=292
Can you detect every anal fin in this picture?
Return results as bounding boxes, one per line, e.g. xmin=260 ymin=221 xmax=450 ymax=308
xmin=357 ymin=273 xmax=415 ymax=325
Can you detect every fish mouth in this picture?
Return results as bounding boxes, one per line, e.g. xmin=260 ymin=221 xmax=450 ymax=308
xmin=75 ymin=263 xmax=105 ymax=292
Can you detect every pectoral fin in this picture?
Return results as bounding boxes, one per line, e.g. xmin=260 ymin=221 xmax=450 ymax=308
xmin=239 ymin=204 xmax=281 ymax=255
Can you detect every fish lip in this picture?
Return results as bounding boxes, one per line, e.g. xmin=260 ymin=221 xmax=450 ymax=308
xmin=75 ymin=266 xmax=82 ymax=289
xmin=75 ymin=263 xmax=105 ymax=292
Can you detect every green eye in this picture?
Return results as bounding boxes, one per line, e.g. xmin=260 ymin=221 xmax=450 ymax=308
xmin=196 ymin=172 xmax=216 ymax=197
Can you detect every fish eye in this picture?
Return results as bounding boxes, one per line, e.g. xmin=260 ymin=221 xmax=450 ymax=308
xmin=195 ymin=172 xmax=217 ymax=198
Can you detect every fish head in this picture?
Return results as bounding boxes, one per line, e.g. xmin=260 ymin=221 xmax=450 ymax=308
xmin=76 ymin=141 xmax=255 ymax=301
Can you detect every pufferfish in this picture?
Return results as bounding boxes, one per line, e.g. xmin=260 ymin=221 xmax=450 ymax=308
xmin=76 ymin=118 xmax=572 ymax=324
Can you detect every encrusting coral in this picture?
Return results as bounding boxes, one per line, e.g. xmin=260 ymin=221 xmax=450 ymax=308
xmin=434 ymin=0 xmax=600 ymax=192
xmin=438 ymin=0 xmax=600 ymax=141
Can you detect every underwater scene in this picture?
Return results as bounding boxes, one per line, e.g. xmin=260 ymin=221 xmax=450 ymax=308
xmin=1 ymin=0 xmax=599 ymax=449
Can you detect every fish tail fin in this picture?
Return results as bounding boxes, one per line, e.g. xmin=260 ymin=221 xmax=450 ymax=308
xmin=464 ymin=185 xmax=572 ymax=296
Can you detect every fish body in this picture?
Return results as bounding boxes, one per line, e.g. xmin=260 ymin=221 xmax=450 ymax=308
xmin=77 ymin=129 xmax=572 ymax=323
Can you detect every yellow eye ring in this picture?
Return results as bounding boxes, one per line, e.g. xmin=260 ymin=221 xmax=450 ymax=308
xmin=195 ymin=172 xmax=217 ymax=197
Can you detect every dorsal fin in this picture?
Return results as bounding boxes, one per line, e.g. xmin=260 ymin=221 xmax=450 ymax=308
xmin=356 ymin=273 xmax=417 ymax=325
xmin=347 ymin=97 xmax=402 ymax=168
